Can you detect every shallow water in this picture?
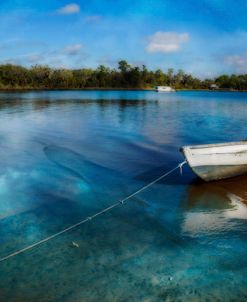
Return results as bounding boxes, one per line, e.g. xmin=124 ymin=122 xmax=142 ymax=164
xmin=0 ymin=90 xmax=247 ymax=302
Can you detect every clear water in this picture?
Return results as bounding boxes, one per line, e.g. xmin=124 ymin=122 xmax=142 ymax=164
xmin=0 ymin=90 xmax=247 ymax=302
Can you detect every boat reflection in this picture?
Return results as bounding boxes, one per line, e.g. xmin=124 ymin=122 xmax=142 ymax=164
xmin=181 ymin=175 xmax=247 ymax=236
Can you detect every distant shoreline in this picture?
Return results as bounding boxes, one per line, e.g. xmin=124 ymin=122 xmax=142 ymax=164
xmin=1 ymin=61 xmax=246 ymax=92
xmin=0 ymin=87 xmax=153 ymax=92
xmin=0 ymin=88 xmax=247 ymax=92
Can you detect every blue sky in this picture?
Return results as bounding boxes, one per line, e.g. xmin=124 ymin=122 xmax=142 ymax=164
xmin=0 ymin=0 xmax=246 ymax=77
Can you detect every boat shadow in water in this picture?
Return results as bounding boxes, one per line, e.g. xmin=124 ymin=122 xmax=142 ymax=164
xmin=180 ymin=174 xmax=247 ymax=237
xmin=184 ymin=174 xmax=247 ymax=207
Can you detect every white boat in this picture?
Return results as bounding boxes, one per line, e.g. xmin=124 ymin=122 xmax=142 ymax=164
xmin=180 ymin=141 xmax=247 ymax=181
xmin=155 ymin=86 xmax=175 ymax=92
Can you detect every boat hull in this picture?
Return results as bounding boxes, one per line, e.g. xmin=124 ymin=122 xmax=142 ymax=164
xmin=191 ymin=164 xmax=247 ymax=181
xmin=181 ymin=141 xmax=247 ymax=181
xmin=155 ymin=86 xmax=176 ymax=92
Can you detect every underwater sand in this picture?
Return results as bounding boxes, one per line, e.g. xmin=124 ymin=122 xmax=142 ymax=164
xmin=0 ymin=90 xmax=247 ymax=301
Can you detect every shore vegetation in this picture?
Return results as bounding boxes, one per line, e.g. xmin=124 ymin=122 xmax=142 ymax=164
xmin=0 ymin=60 xmax=246 ymax=90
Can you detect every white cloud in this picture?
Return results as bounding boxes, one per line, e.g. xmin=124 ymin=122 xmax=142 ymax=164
xmin=0 ymin=43 xmax=87 ymax=68
xmin=1 ymin=58 xmax=21 ymax=65
xmin=146 ymin=31 xmax=189 ymax=53
xmin=25 ymin=53 xmax=45 ymax=63
xmin=63 ymin=44 xmax=83 ymax=55
xmin=224 ymin=53 xmax=247 ymax=73
xmin=57 ymin=3 xmax=80 ymax=15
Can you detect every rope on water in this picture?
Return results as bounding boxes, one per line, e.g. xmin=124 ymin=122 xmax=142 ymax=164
xmin=0 ymin=160 xmax=187 ymax=263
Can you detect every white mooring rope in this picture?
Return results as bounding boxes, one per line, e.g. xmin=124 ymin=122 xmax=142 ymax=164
xmin=0 ymin=161 xmax=187 ymax=263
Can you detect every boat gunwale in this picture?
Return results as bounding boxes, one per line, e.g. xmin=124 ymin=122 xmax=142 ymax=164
xmin=181 ymin=140 xmax=247 ymax=151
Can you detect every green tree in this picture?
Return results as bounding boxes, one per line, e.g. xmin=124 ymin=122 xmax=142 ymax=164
xmin=118 ymin=60 xmax=131 ymax=73
xmin=0 ymin=61 xmax=246 ymax=90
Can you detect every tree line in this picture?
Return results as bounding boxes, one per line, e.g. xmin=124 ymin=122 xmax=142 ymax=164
xmin=0 ymin=60 xmax=246 ymax=90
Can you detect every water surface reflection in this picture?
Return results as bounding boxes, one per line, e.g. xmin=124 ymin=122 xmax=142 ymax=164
xmin=182 ymin=175 xmax=247 ymax=237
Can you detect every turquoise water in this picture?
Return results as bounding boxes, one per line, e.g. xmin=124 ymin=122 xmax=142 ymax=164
xmin=0 ymin=90 xmax=247 ymax=301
